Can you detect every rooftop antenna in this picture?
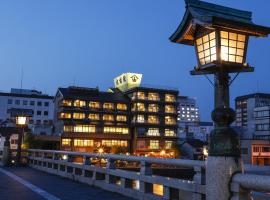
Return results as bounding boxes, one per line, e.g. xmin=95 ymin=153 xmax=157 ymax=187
xmin=20 ymin=67 xmax=24 ymax=93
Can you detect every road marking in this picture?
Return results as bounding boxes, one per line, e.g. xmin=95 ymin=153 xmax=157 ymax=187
xmin=0 ymin=168 xmax=61 ymax=200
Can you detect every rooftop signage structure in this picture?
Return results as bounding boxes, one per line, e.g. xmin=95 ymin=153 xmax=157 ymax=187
xmin=114 ymin=73 xmax=142 ymax=92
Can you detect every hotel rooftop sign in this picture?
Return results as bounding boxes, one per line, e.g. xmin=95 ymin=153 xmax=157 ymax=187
xmin=114 ymin=73 xmax=142 ymax=92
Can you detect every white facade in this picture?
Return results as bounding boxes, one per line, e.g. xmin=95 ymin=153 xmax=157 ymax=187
xmin=177 ymin=96 xmax=200 ymax=122
xmin=0 ymin=89 xmax=54 ymax=135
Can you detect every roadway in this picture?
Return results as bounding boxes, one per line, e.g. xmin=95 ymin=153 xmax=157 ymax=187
xmin=0 ymin=166 xmax=133 ymax=200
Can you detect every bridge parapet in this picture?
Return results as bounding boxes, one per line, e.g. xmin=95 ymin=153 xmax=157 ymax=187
xmin=26 ymin=149 xmax=270 ymax=200
xmin=27 ymin=149 xmax=205 ymax=200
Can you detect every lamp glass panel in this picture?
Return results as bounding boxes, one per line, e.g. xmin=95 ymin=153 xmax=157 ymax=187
xmin=16 ymin=116 xmax=27 ymax=125
xmin=220 ymin=31 xmax=246 ymax=63
xmin=196 ymin=31 xmax=216 ymax=65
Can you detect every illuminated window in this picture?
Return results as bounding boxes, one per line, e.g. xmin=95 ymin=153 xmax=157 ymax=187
xmin=148 ymin=93 xmax=160 ymax=101
xmin=74 ymin=125 xmax=95 ymax=133
xmin=103 ymin=114 xmax=114 ymax=121
xmin=165 ymin=94 xmax=176 ymax=102
xmin=102 ymin=140 xmax=128 ymax=147
xmin=165 ymin=116 xmax=176 ymax=125
xmin=73 ymin=112 xmax=85 ymax=119
xmin=135 ymin=103 xmax=145 ymax=111
xmin=62 ymin=139 xmax=71 ymax=146
xmin=104 ymin=127 xmax=129 ymax=134
xmin=165 ymin=105 xmax=175 ymax=113
xmin=220 ymin=31 xmax=246 ymax=63
xmin=196 ymin=31 xmax=216 ymax=65
xmin=103 ymin=103 xmax=114 ymax=110
xmin=137 ymin=115 xmax=145 ymax=123
xmin=89 ymin=101 xmax=100 ymax=109
xmin=62 ymin=100 xmax=72 ymax=106
xmin=116 ymin=115 xmax=127 ymax=122
xmin=146 ymin=128 xmax=160 ymax=136
xmin=64 ymin=126 xmax=73 ymax=132
xmin=148 ymin=104 xmax=159 ymax=112
xmin=117 ymin=103 xmax=127 ymax=110
xmin=149 ymin=140 xmax=159 ymax=149
xmin=165 ymin=129 xmax=176 ymax=137
xmin=137 ymin=92 xmax=145 ymax=100
xmin=165 ymin=141 xmax=173 ymax=149
xmin=59 ymin=112 xmax=71 ymax=119
xmin=148 ymin=115 xmax=159 ymax=124
xmin=74 ymin=139 xmax=93 ymax=147
xmin=74 ymin=100 xmax=86 ymax=107
xmin=89 ymin=113 xmax=99 ymax=120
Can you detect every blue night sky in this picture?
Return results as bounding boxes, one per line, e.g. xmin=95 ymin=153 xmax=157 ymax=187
xmin=0 ymin=0 xmax=269 ymax=120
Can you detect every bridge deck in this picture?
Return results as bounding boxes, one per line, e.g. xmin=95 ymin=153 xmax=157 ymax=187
xmin=0 ymin=166 xmax=133 ymax=200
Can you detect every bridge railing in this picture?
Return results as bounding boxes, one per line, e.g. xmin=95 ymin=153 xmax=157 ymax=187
xmin=27 ymin=149 xmax=205 ymax=200
xmin=26 ymin=149 xmax=270 ymax=200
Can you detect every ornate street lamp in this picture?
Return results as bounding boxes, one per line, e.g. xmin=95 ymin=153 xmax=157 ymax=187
xmin=170 ymin=0 xmax=270 ymax=199
xmin=15 ymin=115 xmax=28 ymax=165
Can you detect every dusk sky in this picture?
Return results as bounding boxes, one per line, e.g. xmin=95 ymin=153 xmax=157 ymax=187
xmin=0 ymin=0 xmax=269 ymax=120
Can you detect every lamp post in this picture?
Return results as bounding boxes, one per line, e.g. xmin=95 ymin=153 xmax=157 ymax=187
xmin=15 ymin=116 xmax=27 ymax=165
xmin=170 ymin=0 xmax=270 ymax=199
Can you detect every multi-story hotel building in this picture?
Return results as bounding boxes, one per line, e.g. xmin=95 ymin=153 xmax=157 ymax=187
xmin=54 ymin=73 xmax=179 ymax=157
xmin=54 ymin=86 xmax=131 ymax=153
xmin=124 ymin=87 xmax=179 ymax=157
xmin=235 ymin=93 xmax=270 ymax=166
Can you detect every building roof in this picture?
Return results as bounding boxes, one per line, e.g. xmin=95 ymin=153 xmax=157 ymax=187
xmin=235 ymin=93 xmax=270 ymax=101
xmin=0 ymin=91 xmax=53 ymax=100
xmin=170 ymin=0 xmax=270 ymax=45
xmin=199 ymin=121 xmax=213 ymax=126
xmin=57 ymin=86 xmax=130 ymax=102
xmin=124 ymin=86 xmax=179 ymax=94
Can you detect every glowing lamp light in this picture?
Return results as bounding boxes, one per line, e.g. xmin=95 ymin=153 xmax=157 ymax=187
xmin=98 ymin=148 xmax=104 ymax=154
xmin=16 ymin=116 xmax=27 ymax=126
xmin=195 ymin=31 xmax=247 ymax=66
xmin=160 ymin=150 xmax=166 ymax=156
xmin=62 ymin=155 xmax=68 ymax=160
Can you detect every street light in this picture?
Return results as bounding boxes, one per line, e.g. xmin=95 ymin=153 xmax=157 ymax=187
xmin=170 ymin=0 xmax=270 ymax=199
xmin=15 ymin=115 xmax=28 ymax=165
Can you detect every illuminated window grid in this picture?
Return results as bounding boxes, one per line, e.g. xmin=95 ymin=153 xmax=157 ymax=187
xmin=101 ymin=140 xmax=128 ymax=147
xmin=148 ymin=115 xmax=159 ymax=124
xmin=103 ymin=114 xmax=114 ymax=121
xmin=73 ymin=112 xmax=85 ymax=119
xmin=89 ymin=113 xmax=99 ymax=120
xmin=103 ymin=127 xmax=129 ymax=134
xmin=74 ymin=100 xmax=86 ymax=107
xmin=89 ymin=101 xmax=100 ymax=109
xmin=117 ymin=103 xmax=127 ymax=110
xmin=148 ymin=93 xmax=160 ymax=101
xmin=148 ymin=104 xmax=159 ymax=112
xmin=164 ymin=129 xmax=176 ymax=137
xmin=165 ymin=105 xmax=175 ymax=113
xmin=165 ymin=116 xmax=176 ymax=125
xmin=74 ymin=125 xmax=95 ymax=133
xmin=196 ymin=31 xmax=216 ymax=65
xmin=74 ymin=139 xmax=93 ymax=147
xmin=165 ymin=94 xmax=176 ymax=102
xmin=62 ymin=139 xmax=71 ymax=146
xmin=165 ymin=141 xmax=173 ymax=149
xmin=220 ymin=31 xmax=246 ymax=63
xmin=146 ymin=128 xmax=160 ymax=136
xmin=116 ymin=115 xmax=127 ymax=122
xmin=103 ymin=103 xmax=114 ymax=110
xmin=149 ymin=140 xmax=159 ymax=149
xmin=60 ymin=112 xmax=71 ymax=119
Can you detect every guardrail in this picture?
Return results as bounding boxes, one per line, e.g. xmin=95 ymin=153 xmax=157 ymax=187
xmin=26 ymin=149 xmax=270 ymax=200
xmin=27 ymin=149 xmax=205 ymax=200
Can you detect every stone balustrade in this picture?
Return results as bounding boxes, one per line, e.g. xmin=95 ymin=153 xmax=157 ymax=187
xmin=26 ymin=149 xmax=270 ymax=200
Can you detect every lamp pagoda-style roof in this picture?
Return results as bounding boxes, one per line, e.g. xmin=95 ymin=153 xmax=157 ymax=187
xmin=170 ymin=0 xmax=270 ymax=45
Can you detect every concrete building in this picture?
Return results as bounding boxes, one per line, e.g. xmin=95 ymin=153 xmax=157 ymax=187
xmin=235 ymin=93 xmax=270 ymax=166
xmin=0 ymin=88 xmax=54 ymax=135
xmin=54 ymin=86 xmax=131 ymax=154
xmin=177 ymin=96 xmax=200 ymax=123
xmin=54 ymin=73 xmax=179 ymax=157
